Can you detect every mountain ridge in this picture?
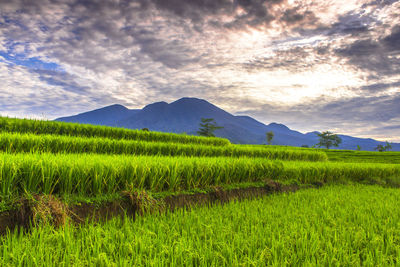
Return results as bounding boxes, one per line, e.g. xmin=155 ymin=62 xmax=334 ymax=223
xmin=55 ymin=97 xmax=400 ymax=151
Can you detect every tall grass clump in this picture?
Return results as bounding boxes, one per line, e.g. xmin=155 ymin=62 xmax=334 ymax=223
xmin=0 ymin=117 xmax=230 ymax=146
xmin=0 ymin=132 xmax=328 ymax=161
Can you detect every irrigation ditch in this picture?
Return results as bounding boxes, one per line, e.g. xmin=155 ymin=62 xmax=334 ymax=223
xmin=0 ymin=180 xmax=314 ymax=236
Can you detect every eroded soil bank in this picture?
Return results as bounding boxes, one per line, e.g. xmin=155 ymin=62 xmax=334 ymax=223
xmin=0 ymin=180 xmax=303 ymax=235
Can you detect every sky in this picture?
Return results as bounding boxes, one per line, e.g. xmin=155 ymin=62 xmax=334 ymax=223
xmin=0 ymin=0 xmax=399 ymax=142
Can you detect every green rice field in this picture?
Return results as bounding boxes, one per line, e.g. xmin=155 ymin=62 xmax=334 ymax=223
xmin=0 ymin=117 xmax=230 ymax=146
xmin=0 ymin=116 xmax=399 ymax=266
xmin=0 ymin=152 xmax=399 ymax=198
xmin=325 ymin=149 xmax=400 ymax=164
xmin=0 ymin=132 xmax=327 ymax=161
xmin=1 ymin=185 xmax=399 ymax=266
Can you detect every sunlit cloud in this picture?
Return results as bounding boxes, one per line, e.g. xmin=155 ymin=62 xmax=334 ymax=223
xmin=0 ymin=0 xmax=399 ymax=141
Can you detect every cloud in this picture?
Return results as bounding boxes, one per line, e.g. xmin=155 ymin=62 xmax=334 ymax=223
xmin=0 ymin=0 xmax=399 ymax=141
xmin=231 ymin=93 xmax=400 ymax=141
xmin=360 ymin=80 xmax=400 ymax=92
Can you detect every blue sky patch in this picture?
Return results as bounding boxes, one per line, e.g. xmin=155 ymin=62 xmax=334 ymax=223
xmin=0 ymin=51 xmax=62 ymax=71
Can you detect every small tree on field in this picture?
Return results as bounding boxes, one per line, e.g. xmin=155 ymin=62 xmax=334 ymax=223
xmin=385 ymin=141 xmax=392 ymax=151
xmin=375 ymin=141 xmax=392 ymax=152
xmin=315 ymin=131 xmax=342 ymax=149
xmin=197 ymin=118 xmax=223 ymax=137
xmin=266 ymin=131 xmax=274 ymax=145
xmin=356 ymin=145 xmax=361 ymax=151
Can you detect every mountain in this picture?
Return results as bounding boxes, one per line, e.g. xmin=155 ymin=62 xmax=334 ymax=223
xmin=56 ymin=104 xmax=140 ymax=126
xmin=55 ymin=97 xmax=400 ymax=151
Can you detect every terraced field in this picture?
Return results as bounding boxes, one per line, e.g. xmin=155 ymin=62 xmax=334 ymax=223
xmin=0 ymin=116 xmax=399 ymax=266
xmin=2 ymin=185 xmax=400 ymax=266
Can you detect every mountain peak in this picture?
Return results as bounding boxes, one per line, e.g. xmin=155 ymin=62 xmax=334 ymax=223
xmin=102 ymin=104 xmax=128 ymax=110
xmin=172 ymin=97 xmax=210 ymax=105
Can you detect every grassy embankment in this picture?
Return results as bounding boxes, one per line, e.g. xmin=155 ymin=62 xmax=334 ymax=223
xmin=324 ymin=149 xmax=400 ymax=164
xmin=1 ymin=185 xmax=399 ymax=266
xmin=0 ymin=117 xmax=399 ymax=207
xmin=0 ymin=132 xmax=327 ymax=161
xmin=0 ymin=117 xmax=230 ymax=146
xmin=240 ymin=144 xmax=400 ymax=164
xmin=1 ymin=153 xmax=399 ymax=203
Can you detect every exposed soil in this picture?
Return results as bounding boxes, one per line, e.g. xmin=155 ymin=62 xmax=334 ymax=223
xmin=0 ymin=180 xmax=303 ymax=235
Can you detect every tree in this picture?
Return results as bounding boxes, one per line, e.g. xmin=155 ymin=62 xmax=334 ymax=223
xmin=197 ymin=118 xmax=223 ymax=137
xmin=375 ymin=141 xmax=392 ymax=152
xmin=385 ymin=141 xmax=392 ymax=151
xmin=356 ymin=145 xmax=361 ymax=151
xmin=315 ymin=131 xmax=342 ymax=149
xmin=266 ymin=131 xmax=274 ymax=145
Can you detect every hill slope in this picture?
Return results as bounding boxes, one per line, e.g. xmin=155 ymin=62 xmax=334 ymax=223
xmin=56 ymin=97 xmax=400 ymax=151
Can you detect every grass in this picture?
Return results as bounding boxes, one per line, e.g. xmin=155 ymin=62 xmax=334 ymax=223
xmin=325 ymin=149 xmax=400 ymax=164
xmin=1 ymin=116 xmax=399 ymax=266
xmin=0 ymin=153 xmax=284 ymax=198
xmin=1 ymin=152 xmax=399 ymax=199
xmin=279 ymin=160 xmax=400 ymax=186
xmin=0 ymin=132 xmax=328 ymax=161
xmin=1 ymin=185 xmax=399 ymax=266
xmin=0 ymin=116 xmax=230 ymax=146
xmin=241 ymin=145 xmax=400 ymax=164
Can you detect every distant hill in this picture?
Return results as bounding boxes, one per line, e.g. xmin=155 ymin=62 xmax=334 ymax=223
xmin=55 ymin=97 xmax=400 ymax=151
xmin=56 ymin=104 xmax=140 ymax=126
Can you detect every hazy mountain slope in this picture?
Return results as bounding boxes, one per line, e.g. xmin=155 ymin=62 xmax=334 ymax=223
xmin=56 ymin=97 xmax=400 ymax=151
xmin=56 ymin=104 xmax=140 ymax=126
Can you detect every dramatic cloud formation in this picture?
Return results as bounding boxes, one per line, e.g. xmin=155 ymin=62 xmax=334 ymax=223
xmin=0 ymin=0 xmax=399 ymax=141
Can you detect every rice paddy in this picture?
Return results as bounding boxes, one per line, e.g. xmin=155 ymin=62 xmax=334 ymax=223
xmin=0 ymin=117 xmax=230 ymax=146
xmin=0 ymin=153 xmax=399 ymax=199
xmin=0 ymin=132 xmax=327 ymax=161
xmin=0 ymin=116 xmax=399 ymax=266
xmin=1 ymin=185 xmax=399 ymax=266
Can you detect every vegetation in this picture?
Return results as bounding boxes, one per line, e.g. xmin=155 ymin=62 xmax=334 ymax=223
xmin=1 ymin=185 xmax=399 ymax=266
xmin=281 ymin=161 xmax=400 ymax=186
xmin=375 ymin=141 xmax=393 ymax=152
xmin=0 ymin=153 xmax=399 ymax=198
xmin=0 ymin=114 xmax=400 ymax=266
xmin=197 ymin=118 xmax=223 ymax=137
xmin=0 ymin=117 xmax=230 ymax=146
xmin=316 ymin=131 xmax=342 ymax=149
xmin=266 ymin=131 xmax=274 ymax=145
xmin=325 ymin=149 xmax=400 ymax=164
xmin=0 ymin=153 xmax=284 ymax=197
xmin=0 ymin=132 xmax=328 ymax=161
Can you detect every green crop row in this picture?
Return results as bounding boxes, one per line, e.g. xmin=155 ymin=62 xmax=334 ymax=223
xmin=1 ymin=185 xmax=399 ymax=266
xmin=0 ymin=153 xmax=399 ymax=198
xmin=0 ymin=117 xmax=230 ymax=146
xmin=281 ymin=161 xmax=400 ymax=185
xmin=0 ymin=153 xmax=283 ymax=197
xmin=0 ymin=132 xmax=328 ymax=161
xmin=324 ymin=149 xmax=400 ymax=164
